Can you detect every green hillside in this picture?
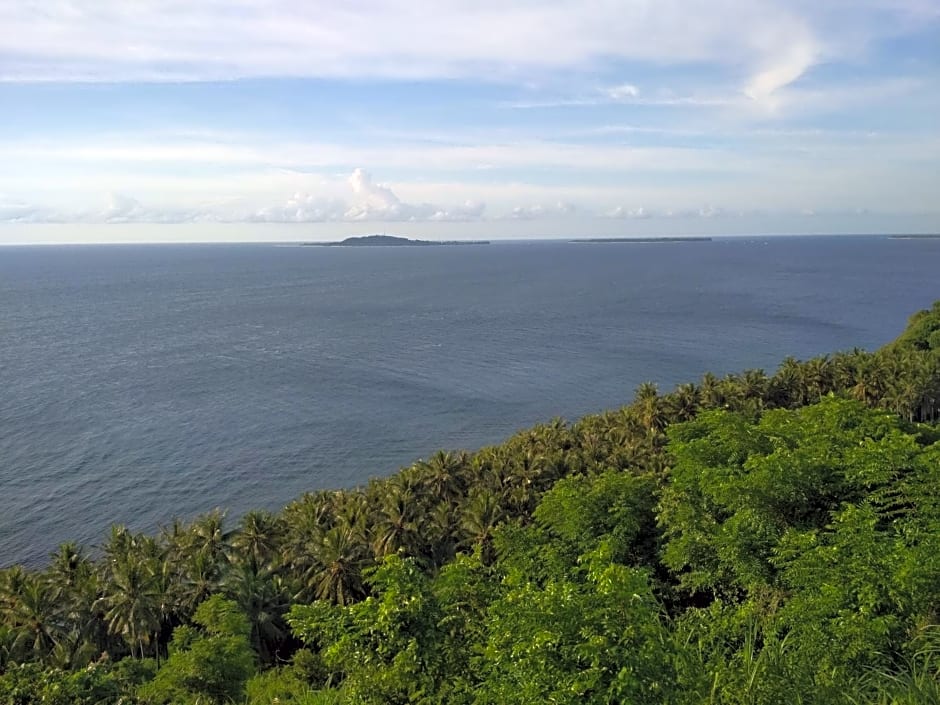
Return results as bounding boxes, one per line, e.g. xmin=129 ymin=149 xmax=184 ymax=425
xmin=2 ymin=303 xmax=939 ymax=704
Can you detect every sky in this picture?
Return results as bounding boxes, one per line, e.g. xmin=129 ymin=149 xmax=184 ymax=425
xmin=1 ymin=0 xmax=939 ymax=242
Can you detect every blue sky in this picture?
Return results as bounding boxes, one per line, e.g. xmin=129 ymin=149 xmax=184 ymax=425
xmin=1 ymin=0 xmax=938 ymax=241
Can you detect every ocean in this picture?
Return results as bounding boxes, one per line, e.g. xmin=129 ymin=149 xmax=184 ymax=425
xmin=1 ymin=235 xmax=938 ymax=567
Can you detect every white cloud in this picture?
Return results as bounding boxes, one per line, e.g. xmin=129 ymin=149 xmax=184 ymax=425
xmin=1 ymin=190 xmax=256 ymax=225
xmin=245 ymin=170 xmax=487 ymax=223
xmin=0 ymin=136 xmax=742 ymax=176
xmin=96 ymin=193 xmax=217 ymax=224
xmin=602 ymin=205 xmax=736 ymax=220
xmin=0 ymin=198 xmax=53 ymax=223
xmin=606 ymin=206 xmax=652 ymax=219
xmin=744 ymin=38 xmax=819 ymax=104
xmin=101 ymin=193 xmax=145 ymax=222
xmin=428 ymin=201 xmax=487 ymax=222
xmin=16 ymin=1 xmax=929 ymax=112
xmin=506 ymin=201 xmax=577 ymax=220
xmin=3 ymin=122 xmax=940 ymax=224
xmin=342 ymin=169 xmax=486 ymax=222
xmin=606 ymin=84 xmax=640 ymax=101
xmin=0 ymin=0 xmax=865 ymax=99
xmin=0 ymin=178 xmax=732 ymax=225
xmin=247 ymin=193 xmax=346 ymax=223
xmin=697 ymin=205 xmax=725 ymax=218
xmin=761 ymin=77 xmax=924 ymax=119
xmin=345 ymin=168 xmax=404 ymax=220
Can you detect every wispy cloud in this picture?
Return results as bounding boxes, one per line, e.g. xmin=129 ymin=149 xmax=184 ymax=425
xmin=1 ymin=2 xmax=937 ymax=235
xmin=743 ymin=40 xmax=819 ymax=104
xmin=0 ymin=0 xmax=846 ymax=93
xmin=501 ymin=90 xmax=738 ymax=110
xmin=0 ymin=135 xmax=750 ymax=174
xmin=11 ymin=0 xmax=920 ymax=113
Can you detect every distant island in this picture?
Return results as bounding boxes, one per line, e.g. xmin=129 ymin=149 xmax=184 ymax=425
xmin=571 ymin=237 xmax=712 ymax=243
xmin=889 ymin=234 xmax=940 ymax=240
xmin=304 ymin=235 xmax=490 ymax=247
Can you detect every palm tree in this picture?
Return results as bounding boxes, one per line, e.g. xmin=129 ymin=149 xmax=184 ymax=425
xmin=222 ymin=559 xmax=286 ymax=662
xmin=281 ymin=491 xmax=336 ymax=544
xmin=459 ymin=489 xmax=505 ymax=563
xmin=421 ymin=500 xmax=459 ymax=566
xmin=634 ymin=382 xmax=666 ymax=434
xmin=770 ymin=358 xmax=805 ymax=408
xmin=835 ymin=349 xmax=880 ymax=406
xmin=803 ymin=355 xmax=832 ymax=402
xmin=159 ymin=518 xmax=191 ymax=567
xmin=176 ymin=549 xmax=221 ymax=615
xmin=572 ymin=421 xmax=609 ymax=471
xmin=525 ymin=418 xmax=571 ymax=459
xmin=371 ymin=485 xmax=421 ymax=560
xmin=667 ymin=383 xmax=700 ymax=422
xmin=101 ymin=554 xmax=162 ymax=659
xmin=333 ymin=492 xmax=369 ymax=536
xmin=500 ymin=448 xmax=554 ymax=513
xmin=279 ymin=491 xmax=342 ymax=594
xmin=0 ymin=623 xmax=15 ymax=671
xmin=699 ymin=371 xmax=727 ymax=409
xmin=416 ymin=450 xmax=468 ymax=505
xmin=302 ymin=525 xmax=369 ymax=606
xmin=230 ymin=510 xmax=284 ymax=568
xmin=920 ymin=354 xmax=940 ymax=422
xmin=48 ymin=542 xmax=88 ymax=592
xmin=0 ymin=567 xmax=61 ymax=663
xmin=188 ymin=510 xmax=231 ymax=567
xmin=102 ymin=524 xmax=135 ymax=565
xmin=47 ymin=542 xmax=104 ymax=666
xmin=621 ymin=433 xmax=661 ymax=474
xmin=740 ymin=369 xmax=769 ymax=404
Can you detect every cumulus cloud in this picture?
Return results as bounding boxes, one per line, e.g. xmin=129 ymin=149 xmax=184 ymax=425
xmin=0 ymin=193 xmax=221 ymax=224
xmin=600 ymin=205 xmax=734 ymax=220
xmin=97 ymin=193 xmax=211 ymax=223
xmin=343 ymin=169 xmax=485 ymax=222
xmin=248 ymin=193 xmax=347 ymax=223
xmin=0 ymin=172 xmax=489 ymax=225
xmin=427 ymin=201 xmax=487 ymax=222
xmin=697 ymin=204 xmax=725 ymax=218
xmin=0 ymin=198 xmax=58 ymax=223
xmin=605 ymin=206 xmax=652 ymax=219
xmin=344 ymin=168 xmax=405 ymax=220
xmin=101 ymin=193 xmax=145 ymax=222
xmin=506 ymin=201 xmax=577 ymax=220
xmin=250 ymin=169 xmax=486 ymax=223
xmin=606 ymin=84 xmax=640 ymax=101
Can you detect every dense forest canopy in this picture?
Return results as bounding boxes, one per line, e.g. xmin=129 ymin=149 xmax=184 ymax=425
xmin=2 ymin=301 xmax=939 ymax=704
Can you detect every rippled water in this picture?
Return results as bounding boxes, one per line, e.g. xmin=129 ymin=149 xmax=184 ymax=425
xmin=2 ymin=236 xmax=938 ymax=566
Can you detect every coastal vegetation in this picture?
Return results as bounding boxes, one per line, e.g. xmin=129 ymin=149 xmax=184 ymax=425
xmin=2 ymin=301 xmax=939 ymax=704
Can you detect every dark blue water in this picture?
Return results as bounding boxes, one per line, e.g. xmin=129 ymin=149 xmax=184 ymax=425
xmin=1 ymin=236 xmax=938 ymax=566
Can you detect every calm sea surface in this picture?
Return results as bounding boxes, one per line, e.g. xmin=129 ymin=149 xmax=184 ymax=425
xmin=2 ymin=236 xmax=938 ymax=566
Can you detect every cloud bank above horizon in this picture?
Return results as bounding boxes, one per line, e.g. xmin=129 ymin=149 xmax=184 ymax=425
xmin=1 ymin=0 xmax=938 ymax=238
